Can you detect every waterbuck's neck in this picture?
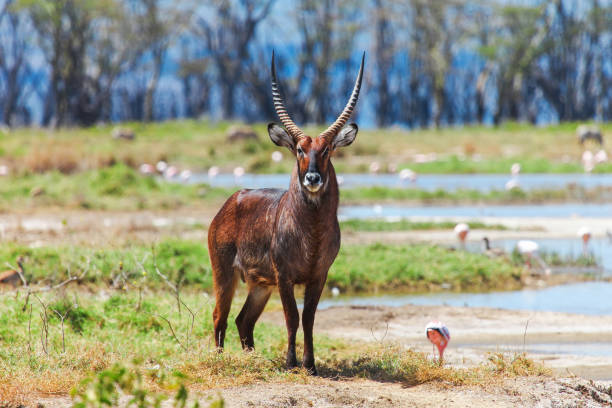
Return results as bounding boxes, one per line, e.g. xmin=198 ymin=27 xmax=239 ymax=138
xmin=287 ymin=163 xmax=339 ymax=215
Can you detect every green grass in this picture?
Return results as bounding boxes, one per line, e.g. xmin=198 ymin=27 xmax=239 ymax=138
xmin=327 ymin=243 xmax=524 ymax=293
xmin=340 ymin=219 xmax=508 ymax=232
xmin=1 ymin=120 xmax=611 ymax=176
xmin=0 ymin=163 xmax=235 ymax=211
xmin=1 ymin=239 xmax=525 ymax=294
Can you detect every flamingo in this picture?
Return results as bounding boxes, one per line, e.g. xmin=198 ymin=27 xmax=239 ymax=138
xmin=582 ymin=150 xmax=595 ymax=173
xmin=516 ymin=240 xmax=550 ymax=275
xmin=233 ymin=166 xmax=245 ymax=178
xmin=369 ymin=161 xmax=380 ymax=174
xmin=577 ymin=227 xmax=592 ymax=256
xmin=179 ymin=169 xmax=192 ymax=181
xmin=139 ymin=163 xmax=155 ymax=175
xmin=454 ymin=223 xmax=469 ymax=249
xmin=426 ymin=321 xmax=450 ymax=364
xmin=156 ymin=160 xmax=168 ymax=173
xmin=399 ymin=168 xmax=417 ymax=183
xmin=271 ymin=151 xmax=283 ymax=162
xmin=207 ymin=166 xmax=220 ymax=179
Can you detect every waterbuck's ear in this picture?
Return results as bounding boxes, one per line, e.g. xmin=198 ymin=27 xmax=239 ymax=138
xmin=268 ymin=123 xmax=295 ymax=151
xmin=332 ymin=123 xmax=358 ymax=149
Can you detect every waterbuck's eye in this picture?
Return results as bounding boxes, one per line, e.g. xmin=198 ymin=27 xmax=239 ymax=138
xmin=297 ymin=146 xmax=304 ymax=157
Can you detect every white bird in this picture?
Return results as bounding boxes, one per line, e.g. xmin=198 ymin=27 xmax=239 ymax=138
xmin=577 ymin=226 xmax=592 ymax=256
xmin=582 ymin=150 xmax=595 ymax=173
xmin=0 ymin=165 xmax=8 ymax=176
xmin=516 ymin=240 xmax=550 ymax=275
xmin=271 ymin=151 xmax=283 ymax=162
xmin=233 ymin=166 xmax=245 ymax=178
xmin=331 ymin=287 xmax=340 ymax=297
xmin=208 ymin=166 xmax=219 ymax=179
xmin=399 ymin=168 xmax=417 ymax=183
xmin=156 ymin=160 xmax=168 ymax=173
xmin=510 ymin=163 xmax=521 ymax=176
xmin=164 ymin=166 xmax=179 ymax=179
xmin=505 ymin=178 xmax=520 ymax=191
xmin=179 ymin=169 xmax=192 ymax=181
xmin=454 ymin=223 xmax=469 ymax=249
xmin=139 ymin=163 xmax=154 ymax=175
xmin=336 ymin=175 xmax=344 ymax=185
xmin=426 ymin=321 xmax=450 ymax=364
xmin=595 ymin=150 xmax=608 ymax=164
xmin=369 ymin=161 xmax=380 ymax=174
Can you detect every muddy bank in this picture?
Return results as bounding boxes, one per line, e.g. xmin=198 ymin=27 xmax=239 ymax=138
xmin=261 ymin=303 xmax=612 ymax=381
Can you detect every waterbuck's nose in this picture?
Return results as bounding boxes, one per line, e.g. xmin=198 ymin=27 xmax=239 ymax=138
xmin=305 ymin=172 xmax=321 ymax=185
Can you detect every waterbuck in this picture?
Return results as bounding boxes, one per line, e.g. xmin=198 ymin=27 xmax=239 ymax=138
xmin=208 ymin=52 xmax=364 ymax=374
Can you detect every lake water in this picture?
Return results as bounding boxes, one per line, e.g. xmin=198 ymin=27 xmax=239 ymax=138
xmin=318 ymin=281 xmax=612 ymax=316
xmin=339 ymin=203 xmax=612 ymax=219
xmin=189 ymin=172 xmax=612 ymax=192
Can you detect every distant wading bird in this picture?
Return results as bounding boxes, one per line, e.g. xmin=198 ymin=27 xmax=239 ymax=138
xmin=482 ymin=237 xmax=506 ymax=258
xmin=516 ymin=240 xmax=550 ymax=275
xmin=208 ymin=52 xmax=365 ymax=375
xmin=454 ymin=223 xmax=469 ymax=249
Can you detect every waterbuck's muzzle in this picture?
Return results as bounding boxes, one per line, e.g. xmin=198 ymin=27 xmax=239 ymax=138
xmin=303 ymin=171 xmax=322 ymax=192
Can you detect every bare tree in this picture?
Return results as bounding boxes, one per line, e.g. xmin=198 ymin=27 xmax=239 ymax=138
xmin=192 ymin=0 xmax=275 ymax=119
xmin=0 ymin=0 xmax=35 ymax=126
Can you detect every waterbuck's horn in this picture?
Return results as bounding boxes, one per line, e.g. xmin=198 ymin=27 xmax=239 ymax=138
xmin=271 ymin=51 xmax=305 ymax=141
xmin=319 ymin=52 xmax=365 ymax=142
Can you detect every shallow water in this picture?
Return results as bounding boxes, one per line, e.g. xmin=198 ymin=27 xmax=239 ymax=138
xmin=189 ymin=172 xmax=612 ymax=192
xmin=474 ymin=342 xmax=612 ymax=358
xmin=466 ymin=238 xmax=612 ymax=273
xmin=339 ymin=203 xmax=612 ymax=219
xmin=318 ymin=282 xmax=612 ymax=316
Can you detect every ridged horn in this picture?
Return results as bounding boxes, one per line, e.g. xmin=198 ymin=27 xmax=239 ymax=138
xmin=271 ymin=51 xmax=305 ymax=141
xmin=319 ymin=52 xmax=365 ymax=142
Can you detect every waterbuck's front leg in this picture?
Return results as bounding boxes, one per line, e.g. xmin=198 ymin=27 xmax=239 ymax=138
xmin=278 ymin=279 xmax=299 ymax=369
xmin=302 ymin=279 xmax=325 ymax=375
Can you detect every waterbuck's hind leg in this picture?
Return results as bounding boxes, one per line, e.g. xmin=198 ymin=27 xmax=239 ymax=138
xmin=211 ymin=247 xmax=239 ymax=350
xmin=302 ymin=280 xmax=326 ymax=375
xmin=236 ymin=284 xmax=273 ymax=350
